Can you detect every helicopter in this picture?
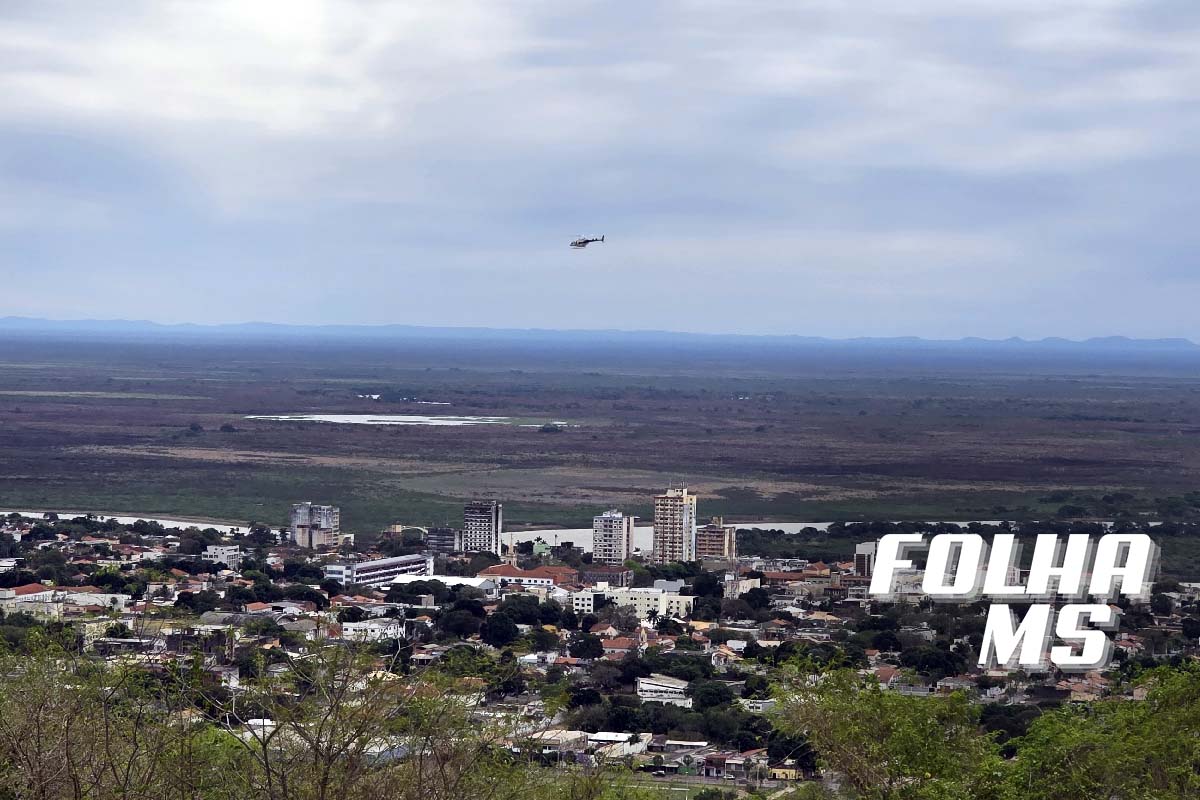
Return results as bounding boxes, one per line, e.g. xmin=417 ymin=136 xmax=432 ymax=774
xmin=570 ymin=235 xmax=605 ymax=249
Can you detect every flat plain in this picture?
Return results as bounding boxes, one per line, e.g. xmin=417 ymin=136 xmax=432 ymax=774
xmin=2 ymin=331 xmax=1200 ymax=538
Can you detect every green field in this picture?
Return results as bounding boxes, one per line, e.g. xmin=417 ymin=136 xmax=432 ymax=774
xmin=4 ymin=334 xmax=1200 ymax=547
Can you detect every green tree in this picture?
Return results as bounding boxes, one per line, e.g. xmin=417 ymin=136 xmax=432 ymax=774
xmin=104 ymin=622 xmax=132 ymax=638
xmin=481 ymin=612 xmax=520 ymax=648
xmin=526 ymin=627 xmax=560 ymax=651
xmin=497 ymin=594 xmax=542 ymax=625
xmin=1150 ymin=593 xmax=1173 ymax=615
xmin=691 ymin=572 xmax=723 ymax=598
xmin=569 ymin=633 xmax=604 ymax=660
xmin=740 ymin=587 xmax=771 ymax=610
xmin=439 ymin=609 xmax=482 ymax=639
xmin=1008 ymin=665 xmax=1200 ymax=799
xmin=174 ymin=590 xmax=220 ymax=615
xmin=687 ymin=680 xmax=735 ymax=708
xmin=871 ymin=630 xmax=902 ymax=651
xmin=775 ymin=668 xmax=1004 ymax=800
xmin=337 ymin=606 xmax=367 ymax=624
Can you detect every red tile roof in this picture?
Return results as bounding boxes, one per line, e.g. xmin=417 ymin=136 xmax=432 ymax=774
xmin=604 ymin=637 xmax=637 ymax=650
xmin=477 ymin=564 xmax=579 ymax=583
xmin=760 ymin=571 xmax=807 ymax=582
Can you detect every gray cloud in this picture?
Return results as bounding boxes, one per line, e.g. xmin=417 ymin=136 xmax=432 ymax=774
xmin=1 ymin=0 xmax=1198 ymax=337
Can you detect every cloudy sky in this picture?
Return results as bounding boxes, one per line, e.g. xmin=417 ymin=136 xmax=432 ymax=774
xmin=1 ymin=1 xmax=1198 ymax=338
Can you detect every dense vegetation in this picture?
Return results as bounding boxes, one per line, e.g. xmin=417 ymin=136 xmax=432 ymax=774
xmin=736 ymin=518 xmax=1200 ymax=580
xmin=776 ymin=664 xmax=1200 ymax=800
xmin=8 ymin=335 xmax=1200 ymax=535
xmin=1 ymin=635 xmax=1197 ymax=800
xmin=0 ymin=642 xmax=657 ymax=800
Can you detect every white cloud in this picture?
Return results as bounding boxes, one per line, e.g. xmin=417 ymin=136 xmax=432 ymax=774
xmin=0 ymin=0 xmax=1198 ymax=336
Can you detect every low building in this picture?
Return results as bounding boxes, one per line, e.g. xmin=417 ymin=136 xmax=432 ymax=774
xmin=202 ymin=545 xmax=241 ymax=570
xmin=602 ymin=636 xmax=639 ymax=657
xmin=476 ymin=564 xmax=579 ymax=588
xmin=738 ymin=697 xmax=776 ymax=713
xmin=590 ymin=731 xmax=651 ymax=758
xmin=512 ymin=729 xmax=590 ymax=760
xmin=759 ymin=571 xmax=809 ymax=587
xmin=601 ymin=587 xmax=694 ymax=621
xmin=579 ymin=564 xmax=635 ymax=588
xmin=572 ymin=590 xmax=607 ymax=615
xmin=637 ymin=673 xmax=692 ymax=708
xmin=325 ymin=554 xmax=433 ymax=589
xmin=723 ymin=575 xmax=760 ymax=598
xmin=339 ymin=619 xmax=407 ymax=642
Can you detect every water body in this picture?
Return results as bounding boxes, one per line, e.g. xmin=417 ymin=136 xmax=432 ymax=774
xmin=505 ymin=520 xmax=1007 ymax=553
xmin=2 ymin=510 xmax=244 ymax=534
xmin=5 ymin=510 xmax=1013 ymax=553
xmin=246 ymin=414 xmax=511 ymax=426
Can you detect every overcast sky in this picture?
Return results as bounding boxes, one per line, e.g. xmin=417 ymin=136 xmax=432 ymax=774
xmin=2 ymin=1 xmax=1198 ymax=338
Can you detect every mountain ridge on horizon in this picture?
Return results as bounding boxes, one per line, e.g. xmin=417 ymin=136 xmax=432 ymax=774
xmin=0 ymin=315 xmax=1195 ymax=351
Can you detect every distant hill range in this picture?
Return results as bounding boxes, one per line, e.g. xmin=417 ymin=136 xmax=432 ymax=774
xmin=0 ymin=316 xmax=1194 ymax=352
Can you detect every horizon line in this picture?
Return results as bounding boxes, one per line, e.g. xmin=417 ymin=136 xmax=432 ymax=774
xmin=0 ymin=315 xmax=1195 ymax=348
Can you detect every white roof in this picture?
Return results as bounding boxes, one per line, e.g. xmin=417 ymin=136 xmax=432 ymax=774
xmin=526 ymin=729 xmax=588 ymax=743
xmin=390 ymin=574 xmax=495 ymax=588
xmin=639 ymin=673 xmax=689 ymax=688
xmin=589 ymin=731 xmax=638 ymax=742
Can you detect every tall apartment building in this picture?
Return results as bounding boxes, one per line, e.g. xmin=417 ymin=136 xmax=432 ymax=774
xmin=695 ymin=516 xmax=737 ymax=562
xmin=462 ymin=500 xmax=503 ymax=555
xmin=652 ymin=486 xmax=697 ymax=564
xmin=424 ymin=527 xmax=462 ymax=553
xmin=855 ymin=541 xmax=876 ymax=578
xmin=592 ymin=509 xmax=635 ymax=565
xmin=290 ymin=502 xmax=341 ymax=549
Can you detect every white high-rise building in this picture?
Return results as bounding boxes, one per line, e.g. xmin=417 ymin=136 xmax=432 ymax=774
xmin=592 ymin=510 xmax=635 ymax=565
xmin=462 ymin=500 xmax=503 ymax=555
xmin=652 ymin=487 xmax=697 ymax=564
xmin=290 ymin=503 xmax=341 ymax=549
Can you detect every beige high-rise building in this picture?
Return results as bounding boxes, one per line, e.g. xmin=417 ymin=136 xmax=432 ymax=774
xmin=695 ymin=516 xmax=737 ymax=562
xmin=652 ymin=487 xmax=697 ymax=564
xmin=592 ymin=510 xmax=635 ymax=565
xmin=290 ymin=502 xmax=341 ymax=549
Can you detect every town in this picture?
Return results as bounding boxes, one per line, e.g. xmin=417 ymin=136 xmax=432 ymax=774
xmin=5 ymin=0 xmax=1198 ymax=795
xmin=0 ymin=487 xmax=1194 ymax=797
